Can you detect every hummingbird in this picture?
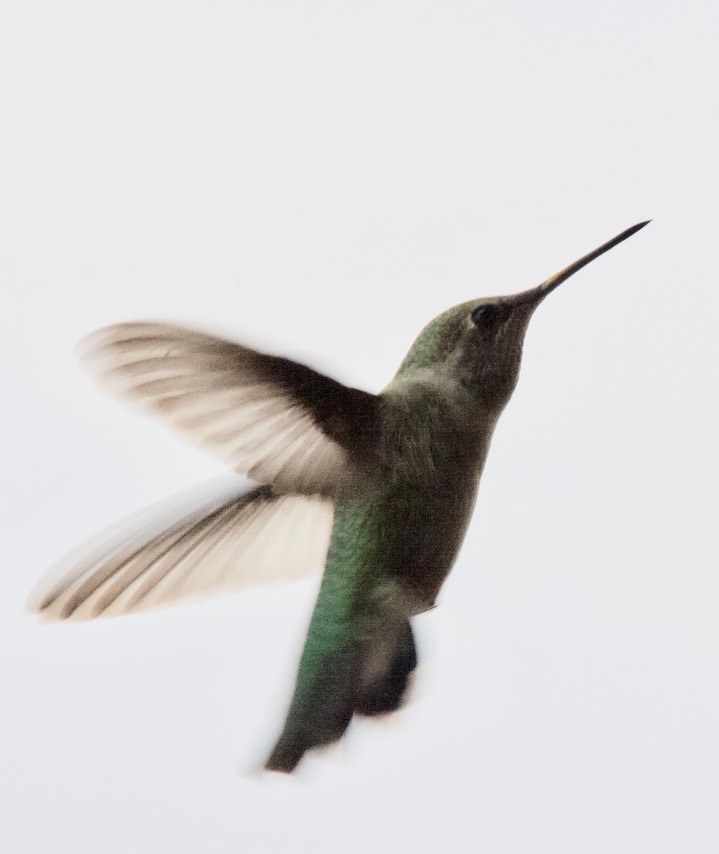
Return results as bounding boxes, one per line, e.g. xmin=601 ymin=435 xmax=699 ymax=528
xmin=29 ymin=222 xmax=648 ymax=772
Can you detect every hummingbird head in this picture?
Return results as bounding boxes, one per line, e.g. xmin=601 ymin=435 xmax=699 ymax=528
xmin=395 ymin=222 xmax=650 ymax=413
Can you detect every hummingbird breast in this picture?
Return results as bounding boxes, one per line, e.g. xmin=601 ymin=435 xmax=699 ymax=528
xmin=327 ymin=375 xmax=494 ymax=613
xmin=328 ymin=464 xmax=481 ymax=614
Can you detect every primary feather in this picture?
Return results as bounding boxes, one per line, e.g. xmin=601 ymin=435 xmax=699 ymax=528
xmin=29 ymin=483 xmax=333 ymax=620
xmin=78 ymin=323 xmax=381 ymax=498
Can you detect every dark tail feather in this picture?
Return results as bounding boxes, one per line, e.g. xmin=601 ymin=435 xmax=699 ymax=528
xmin=264 ymin=618 xmax=417 ymax=773
xmin=265 ymin=652 xmax=355 ymax=773
xmin=265 ymin=731 xmax=337 ymax=774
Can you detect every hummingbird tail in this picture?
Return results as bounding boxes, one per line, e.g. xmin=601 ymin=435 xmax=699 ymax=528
xmin=265 ymin=615 xmax=417 ymax=773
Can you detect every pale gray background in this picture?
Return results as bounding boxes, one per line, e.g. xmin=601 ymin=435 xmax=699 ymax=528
xmin=2 ymin=2 xmax=718 ymax=852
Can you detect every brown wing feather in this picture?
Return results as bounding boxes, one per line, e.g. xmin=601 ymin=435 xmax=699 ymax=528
xmin=79 ymin=323 xmax=381 ymax=497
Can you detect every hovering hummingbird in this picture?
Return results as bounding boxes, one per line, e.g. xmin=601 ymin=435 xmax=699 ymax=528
xmin=29 ymin=222 xmax=648 ymax=772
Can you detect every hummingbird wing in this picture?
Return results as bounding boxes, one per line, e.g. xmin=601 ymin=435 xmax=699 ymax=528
xmin=28 ymin=482 xmax=333 ymax=620
xmin=78 ymin=323 xmax=381 ymax=498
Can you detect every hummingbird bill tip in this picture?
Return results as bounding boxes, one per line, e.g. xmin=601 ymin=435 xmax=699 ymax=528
xmin=535 ymin=220 xmax=651 ymax=295
xmin=615 ymin=220 xmax=651 ymax=242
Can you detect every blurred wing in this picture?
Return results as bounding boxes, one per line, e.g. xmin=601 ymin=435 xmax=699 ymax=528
xmin=29 ymin=482 xmax=333 ymax=620
xmin=79 ymin=323 xmax=380 ymax=498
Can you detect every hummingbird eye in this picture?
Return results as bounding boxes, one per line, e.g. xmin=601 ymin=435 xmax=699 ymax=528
xmin=471 ymin=304 xmax=499 ymax=327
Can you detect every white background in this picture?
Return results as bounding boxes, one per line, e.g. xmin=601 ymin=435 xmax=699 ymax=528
xmin=2 ymin=2 xmax=718 ymax=852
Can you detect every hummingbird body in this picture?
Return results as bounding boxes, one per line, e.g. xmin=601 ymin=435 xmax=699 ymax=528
xmin=265 ymin=311 xmax=507 ymax=770
xmin=266 ymin=368 xmax=494 ymax=770
xmin=29 ymin=223 xmax=648 ymax=772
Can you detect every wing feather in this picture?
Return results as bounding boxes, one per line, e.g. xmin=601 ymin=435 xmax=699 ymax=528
xmin=28 ymin=482 xmax=333 ymax=620
xmin=78 ymin=323 xmax=380 ymax=497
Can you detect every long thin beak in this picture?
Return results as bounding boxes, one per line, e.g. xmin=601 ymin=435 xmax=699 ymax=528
xmin=515 ymin=221 xmax=650 ymax=308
